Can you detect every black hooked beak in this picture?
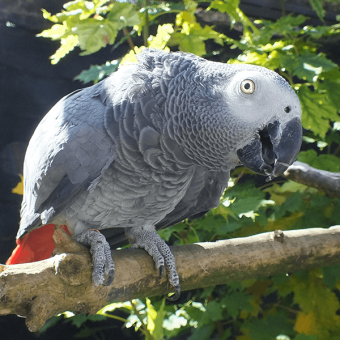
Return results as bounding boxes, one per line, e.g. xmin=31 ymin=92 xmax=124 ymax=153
xmin=237 ymin=117 xmax=302 ymax=180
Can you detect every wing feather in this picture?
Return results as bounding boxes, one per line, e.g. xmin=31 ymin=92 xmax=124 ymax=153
xmin=18 ymin=83 xmax=119 ymax=238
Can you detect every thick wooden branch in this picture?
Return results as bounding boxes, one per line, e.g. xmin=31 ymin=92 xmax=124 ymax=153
xmin=284 ymin=161 xmax=340 ymax=198
xmin=1 ymin=226 xmax=340 ymax=332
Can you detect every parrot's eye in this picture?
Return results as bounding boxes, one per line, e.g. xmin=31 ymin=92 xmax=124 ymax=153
xmin=240 ymin=79 xmax=255 ymax=94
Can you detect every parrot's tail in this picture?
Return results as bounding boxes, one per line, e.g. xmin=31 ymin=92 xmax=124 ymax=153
xmin=6 ymin=224 xmax=71 ymax=265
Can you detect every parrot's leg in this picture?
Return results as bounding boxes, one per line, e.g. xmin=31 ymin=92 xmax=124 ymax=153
xmin=126 ymin=226 xmax=180 ymax=300
xmin=76 ymin=230 xmax=115 ymax=286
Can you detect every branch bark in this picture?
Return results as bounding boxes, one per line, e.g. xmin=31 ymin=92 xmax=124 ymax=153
xmin=284 ymin=161 xmax=340 ymax=198
xmin=2 ymin=226 xmax=340 ymax=332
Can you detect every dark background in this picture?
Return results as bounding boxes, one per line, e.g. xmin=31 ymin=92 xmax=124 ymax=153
xmin=0 ymin=0 xmax=339 ymax=338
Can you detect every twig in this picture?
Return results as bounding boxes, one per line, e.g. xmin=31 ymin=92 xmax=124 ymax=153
xmin=130 ymin=300 xmax=154 ymax=340
xmin=122 ymin=27 xmax=135 ymax=51
xmin=284 ymin=161 xmax=340 ymax=198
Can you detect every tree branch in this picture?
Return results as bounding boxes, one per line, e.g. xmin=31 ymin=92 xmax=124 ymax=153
xmin=2 ymin=226 xmax=340 ymax=332
xmin=284 ymin=161 xmax=340 ymax=198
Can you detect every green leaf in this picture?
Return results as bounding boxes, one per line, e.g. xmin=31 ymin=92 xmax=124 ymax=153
xmin=41 ymin=8 xmax=59 ymax=23
xmin=254 ymin=15 xmax=307 ymax=43
xmin=302 ymin=23 xmax=340 ymax=39
xmin=297 ymin=150 xmax=340 ymax=172
xmin=184 ymin=302 xmax=206 ymax=322
xmin=222 ymin=290 xmax=253 ymax=318
xmin=63 ymin=0 xmax=109 ymax=19
xmin=188 ymin=323 xmax=215 ymax=340
xmin=148 ymin=24 xmax=174 ymax=50
xmin=36 ymin=315 xmax=62 ymax=334
xmin=224 ymin=181 xmax=268 ymax=218
xmin=298 ymin=85 xmax=338 ymax=137
xmin=271 ymin=273 xmax=291 ymax=286
xmin=309 ymin=0 xmax=325 ymax=21
xmin=37 ymin=23 xmax=68 ymax=39
xmin=293 ymin=335 xmax=318 ymax=340
xmin=274 ymin=191 xmax=305 ymax=220
xmin=75 ymin=60 xmax=119 ymax=84
xmin=146 ymin=298 xmax=166 ymax=340
xmin=208 ymin=0 xmax=258 ymax=35
xmin=158 ymin=222 xmax=187 ymax=242
xmin=280 ymin=52 xmax=337 ymax=82
xmin=87 ymin=314 xmax=107 ymax=322
xmin=170 ymin=32 xmax=206 ymax=56
xmin=69 ymin=314 xmax=88 ymax=328
xmin=194 ymin=214 xmax=227 ymax=232
xmin=234 ymin=50 xmax=281 ymax=70
xmin=38 ymin=0 xmax=141 ymax=62
xmin=169 ymin=23 xmax=224 ymax=56
xmin=293 ymin=275 xmax=340 ymax=334
xmin=242 ymin=313 xmax=294 ymax=340
xmin=107 ymin=2 xmax=141 ymax=29
xmin=322 ymin=265 xmax=340 ymax=290
xmin=75 ymin=19 xmax=118 ymax=55
xmin=200 ymin=300 xmax=223 ymax=324
xmin=146 ymin=2 xmax=184 ymax=22
xmin=318 ymin=69 xmax=340 ymax=111
xmin=217 ymin=215 xmax=254 ymax=235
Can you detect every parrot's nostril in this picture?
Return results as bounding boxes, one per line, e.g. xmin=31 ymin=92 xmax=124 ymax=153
xmin=284 ymin=106 xmax=291 ymax=113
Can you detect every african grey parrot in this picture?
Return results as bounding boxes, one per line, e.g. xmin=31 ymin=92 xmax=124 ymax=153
xmin=7 ymin=49 xmax=302 ymax=300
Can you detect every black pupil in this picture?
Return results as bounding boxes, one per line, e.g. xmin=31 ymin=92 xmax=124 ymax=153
xmin=284 ymin=106 xmax=291 ymax=113
xmin=244 ymin=82 xmax=251 ymax=90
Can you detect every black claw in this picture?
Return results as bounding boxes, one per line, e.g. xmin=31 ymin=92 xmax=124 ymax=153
xmin=103 ymin=270 xmax=115 ymax=286
xmin=159 ymin=265 xmax=165 ymax=278
xmin=167 ymin=285 xmax=181 ymax=301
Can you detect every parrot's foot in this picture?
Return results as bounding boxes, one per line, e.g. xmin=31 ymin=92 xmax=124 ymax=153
xmin=126 ymin=226 xmax=180 ymax=301
xmin=76 ymin=230 xmax=115 ymax=286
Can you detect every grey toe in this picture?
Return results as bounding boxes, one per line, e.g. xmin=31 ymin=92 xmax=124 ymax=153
xmin=126 ymin=226 xmax=181 ymax=299
xmin=76 ymin=229 xmax=115 ymax=286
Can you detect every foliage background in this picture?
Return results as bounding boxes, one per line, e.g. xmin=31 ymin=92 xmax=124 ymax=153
xmin=9 ymin=0 xmax=340 ymax=339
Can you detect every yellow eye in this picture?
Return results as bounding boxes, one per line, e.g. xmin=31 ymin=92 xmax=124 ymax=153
xmin=240 ymin=79 xmax=255 ymax=94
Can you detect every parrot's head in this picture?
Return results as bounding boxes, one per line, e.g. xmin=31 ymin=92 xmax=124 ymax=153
xmin=148 ymin=51 xmax=302 ymax=177
xmin=221 ymin=66 xmax=302 ymax=180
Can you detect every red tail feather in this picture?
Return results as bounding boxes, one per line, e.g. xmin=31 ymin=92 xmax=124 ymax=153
xmin=6 ymin=224 xmax=71 ymax=265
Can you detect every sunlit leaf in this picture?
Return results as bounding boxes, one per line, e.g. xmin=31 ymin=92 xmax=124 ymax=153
xmin=107 ymin=2 xmax=141 ymax=29
xmin=146 ymin=298 xmax=166 ymax=340
xmin=51 ymin=35 xmax=78 ymax=64
xmin=298 ymin=85 xmax=338 ymax=137
xmin=74 ymin=60 xmax=119 ymax=84
xmin=281 ymin=52 xmax=337 ymax=82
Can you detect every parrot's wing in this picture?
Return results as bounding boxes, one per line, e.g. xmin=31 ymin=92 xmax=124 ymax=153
xmin=101 ymin=167 xmax=230 ymax=247
xmin=18 ymin=83 xmax=117 ymax=238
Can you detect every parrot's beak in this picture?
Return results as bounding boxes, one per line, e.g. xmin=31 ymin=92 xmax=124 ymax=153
xmin=237 ymin=117 xmax=302 ymax=179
